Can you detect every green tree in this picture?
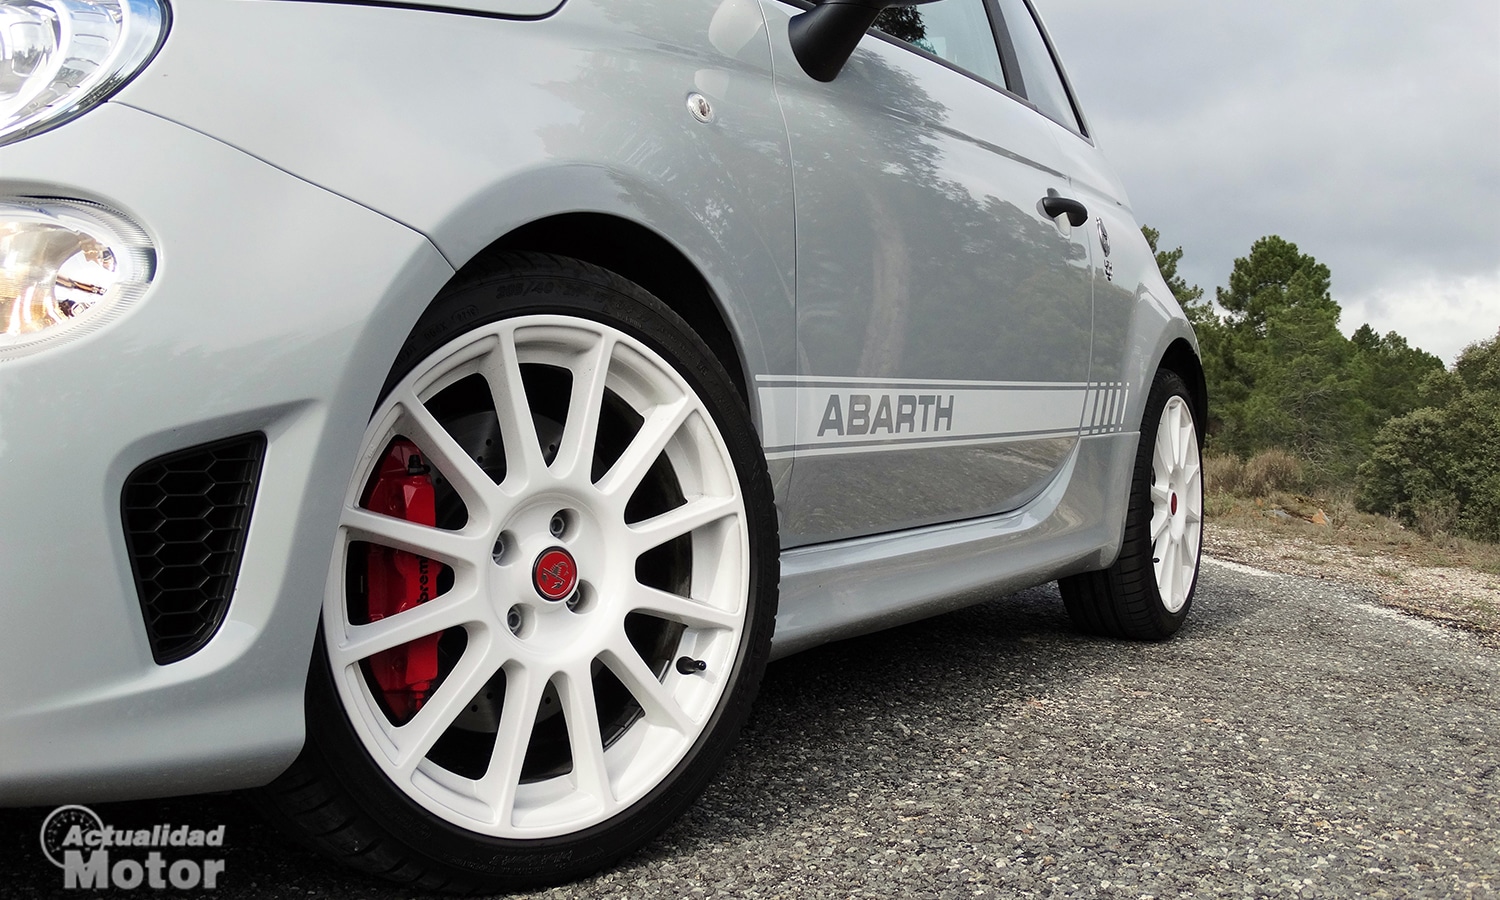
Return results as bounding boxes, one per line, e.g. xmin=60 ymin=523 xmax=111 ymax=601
xmin=1348 ymin=323 xmax=1445 ymax=426
xmin=1238 ymin=292 xmax=1370 ymax=473
xmin=1215 ymin=235 xmax=1341 ymax=339
xmin=1140 ymin=230 xmax=1446 ymax=489
xmin=1358 ymin=330 xmax=1500 ymax=541
xmin=1206 ymin=236 xmax=1372 ymax=473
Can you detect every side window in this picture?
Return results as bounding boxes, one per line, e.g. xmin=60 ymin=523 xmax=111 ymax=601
xmin=993 ymin=0 xmax=1083 ymax=133
xmin=873 ymin=2 xmax=1008 ymax=89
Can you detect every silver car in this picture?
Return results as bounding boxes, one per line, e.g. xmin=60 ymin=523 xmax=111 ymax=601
xmin=0 ymin=0 xmax=1205 ymax=889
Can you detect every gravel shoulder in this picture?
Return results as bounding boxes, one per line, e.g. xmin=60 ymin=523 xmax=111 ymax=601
xmin=1204 ymin=522 xmax=1500 ymax=647
xmin=2 ymin=562 xmax=1496 ymax=899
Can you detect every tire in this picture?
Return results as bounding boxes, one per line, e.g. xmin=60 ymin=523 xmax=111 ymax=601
xmin=1059 ymin=369 xmax=1203 ymax=640
xmin=258 ymin=253 xmax=778 ymax=892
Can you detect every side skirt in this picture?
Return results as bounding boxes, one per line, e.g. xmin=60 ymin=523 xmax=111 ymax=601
xmin=770 ymin=431 xmax=1137 ymax=659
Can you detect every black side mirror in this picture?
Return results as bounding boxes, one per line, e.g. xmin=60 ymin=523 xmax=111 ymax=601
xmin=790 ymin=0 xmax=944 ymax=83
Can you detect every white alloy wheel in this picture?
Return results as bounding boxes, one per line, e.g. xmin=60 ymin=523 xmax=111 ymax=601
xmin=1148 ymin=395 xmax=1203 ymax=614
xmin=324 ymin=313 xmax=751 ymax=838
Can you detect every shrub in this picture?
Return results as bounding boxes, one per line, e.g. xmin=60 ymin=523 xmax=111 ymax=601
xmin=1243 ymin=448 xmax=1304 ymax=496
xmin=1357 ymin=331 xmax=1500 ymax=543
xmin=1202 ymin=453 xmax=1245 ymax=496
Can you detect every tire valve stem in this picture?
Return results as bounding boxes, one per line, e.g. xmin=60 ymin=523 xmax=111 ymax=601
xmin=406 ymin=454 xmax=431 ymax=476
xmin=675 ymin=656 xmax=707 ymax=675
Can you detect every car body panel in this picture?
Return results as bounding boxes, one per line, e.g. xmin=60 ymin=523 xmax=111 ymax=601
xmin=1044 ymin=117 xmax=1201 ymax=431
xmin=0 ymin=104 xmax=454 ymax=802
xmin=759 ymin=0 xmax=1095 ymax=545
xmin=0 ymin=0 xmax=1199 ymax=804
xmin=773 ymin=431 xmax=1134 ymax=659
xmin=113 ymin=0 xmax=797 ymax=442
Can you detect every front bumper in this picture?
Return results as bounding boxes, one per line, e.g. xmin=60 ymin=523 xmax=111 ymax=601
xmin=0 ymin=103 xmax=453 ymax=803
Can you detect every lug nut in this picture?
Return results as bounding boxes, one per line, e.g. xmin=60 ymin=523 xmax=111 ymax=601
xmin=549 ymin=513 xmax=566 ymax=537
xmin=507 ymin=606 xmax=524 ymax=635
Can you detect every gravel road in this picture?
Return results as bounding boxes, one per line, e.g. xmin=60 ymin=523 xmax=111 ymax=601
xmin=3 ymin=560 xmax=1496 ymax=899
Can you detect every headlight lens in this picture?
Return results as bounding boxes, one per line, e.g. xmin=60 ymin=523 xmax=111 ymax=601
xmin=0 ymin=198 xmax=155 ymax=358
xmin=0 ymin=0 xmax=168 ymax=146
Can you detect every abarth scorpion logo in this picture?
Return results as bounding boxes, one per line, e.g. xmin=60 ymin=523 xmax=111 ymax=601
xmin=1097 ymin=217 xmax=1114 ymax=281
xmin=532 ymin=548 xmax=578 ymax=601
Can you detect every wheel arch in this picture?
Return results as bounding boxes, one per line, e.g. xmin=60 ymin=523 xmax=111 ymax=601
xmin=1157 ymin=337 xmax=1207 ymax=443
xmin=448 ymin=213 xmax=752 ymax=408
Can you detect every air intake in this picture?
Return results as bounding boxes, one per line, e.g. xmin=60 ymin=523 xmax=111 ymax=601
xmin=121 ymin=434 xmax=267 ymax=664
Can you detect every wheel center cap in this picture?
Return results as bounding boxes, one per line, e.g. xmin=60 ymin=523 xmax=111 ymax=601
xmin=1170 ymin=493 xmax=1178 ymax=515
xmin=532 ymin=547 xmax=578 ymax=602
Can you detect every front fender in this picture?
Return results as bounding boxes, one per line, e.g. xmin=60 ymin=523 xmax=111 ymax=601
xmin=115 ymin=0 xmax=796 ymax=393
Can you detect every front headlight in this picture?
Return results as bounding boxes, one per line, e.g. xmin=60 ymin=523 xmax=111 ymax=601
xmin=0 ymin=198 xmax=156 ymax=359
xmin=0 ymin=0 xmax=168 ymax=147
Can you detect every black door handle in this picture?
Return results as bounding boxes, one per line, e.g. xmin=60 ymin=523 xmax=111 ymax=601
xmin=1041 ymin=195 xmax=1089 ymax=228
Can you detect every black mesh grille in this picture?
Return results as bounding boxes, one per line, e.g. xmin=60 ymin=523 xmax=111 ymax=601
xmin=122 ymin=434 xmax=267 ymax=664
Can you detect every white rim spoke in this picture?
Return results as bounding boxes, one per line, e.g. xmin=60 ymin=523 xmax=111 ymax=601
xmin=1159 ymin=538 xmax=1177 ymax=589
xmin=557 ymin=669 xmax=613 ymax=805
xmin=602 ymin=641 xmax=695 ymax=734
xmin=476 ymin=665 xmax=548 ymax=825
xmin=397 ymin=393 xmax=500 ymax=521
xmin=1167 ymin=402 xmax=1184 ymax=464
xmin=392 ymin=645 xmax=497 ymax=771
xmin=1154 ymin=426 xmax=1174 ymax=480
xmin=341 ymin=506 xmax=483 ymax=566
xmin=485 ymin=329 xmax=549 ymax=486
xmin=550 ymin=333 xmax=614 ymax=482
xmin=1173 ymin=539 xmax=1189 ymax=603
xmin=1185 ymin=461 xmax=1203 ymax=500
xmin=331 ymin=589 xmax=481 ymax=667
xmin=1150 ymin=507 xmax=1170 ymax=543
xmin=628 ymin=582 xmax=741 ymax=631
xmin=595 ymin=397 xmax=692 ymax=500
xmin=627 ymin=495 xmax=740 ymax=552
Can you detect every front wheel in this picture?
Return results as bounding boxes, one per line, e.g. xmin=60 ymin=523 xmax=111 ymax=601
xmin=260 ymin=254 xmax=778 ymax=892
xmin=1060 ymin=369 xmax=1203 ymax=640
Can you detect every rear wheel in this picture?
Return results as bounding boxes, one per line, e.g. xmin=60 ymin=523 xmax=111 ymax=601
xmin=261 ymin=254 xmax=777 ymax=892
xmin=1060 ymin=369 xmax=1202 ymax=640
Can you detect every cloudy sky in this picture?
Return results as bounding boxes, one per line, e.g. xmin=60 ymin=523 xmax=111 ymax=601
xmin=1038 ymin=1 xmax=1500 ymax=364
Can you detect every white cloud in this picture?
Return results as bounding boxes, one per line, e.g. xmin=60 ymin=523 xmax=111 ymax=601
xmin=1340 ymin=270 xmax=1500 ymax=364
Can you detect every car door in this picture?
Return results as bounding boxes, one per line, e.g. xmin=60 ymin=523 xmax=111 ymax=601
xmin=994 ymin=0 xmax=1158 ymax=400
xmin=756 ymin=0 xmax=1097 ymax=545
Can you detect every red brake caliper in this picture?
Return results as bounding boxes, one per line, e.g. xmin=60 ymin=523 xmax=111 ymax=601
xmin=363 ymin=440 xmax=445 ymax=723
